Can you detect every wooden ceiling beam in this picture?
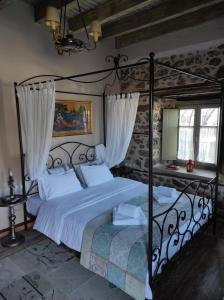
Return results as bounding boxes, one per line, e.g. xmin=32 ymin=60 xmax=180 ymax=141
xmin=154 ymin=83 xmax=221 ymax=98
xmin=68 ymin=0 xmax=153 ymax=32
xmin=34 ymin=0 xmax=73 ymax=23
xmin=103 ymin=0 xmax=219 ymax=38
xmin=115 ymin=1 xmax=224 ymax=48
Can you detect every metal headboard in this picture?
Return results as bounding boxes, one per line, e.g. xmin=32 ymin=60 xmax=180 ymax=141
xmin=25 ymin=141 xmax=96 ymax=196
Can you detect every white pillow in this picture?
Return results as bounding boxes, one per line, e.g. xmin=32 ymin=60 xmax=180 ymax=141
xmin=38 ymin=169 xmax=83 ymax=200
xmin=80 ymin=163 xmax=113 ymax=187
xmin=73 ymin=160 xmax=102 ymax=188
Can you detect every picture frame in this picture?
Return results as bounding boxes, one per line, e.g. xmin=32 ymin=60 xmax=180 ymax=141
xmin=53 ymin=100 xmax=93 ymax=137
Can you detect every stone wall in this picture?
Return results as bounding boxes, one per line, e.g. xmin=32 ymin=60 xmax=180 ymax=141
xmin=121 ymin=43 xmax=224 ymax=210
xmin=122 ymin=43 xmax=224 ymax=176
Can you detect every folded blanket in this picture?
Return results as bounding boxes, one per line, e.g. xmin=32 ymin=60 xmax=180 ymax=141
xmin=117 ymin=203 xmax=141 ymax=218
xmin=157 ymin=186 xmax=177 ymax=198
xmin=113 ymin=207 xmax=147 ymax=226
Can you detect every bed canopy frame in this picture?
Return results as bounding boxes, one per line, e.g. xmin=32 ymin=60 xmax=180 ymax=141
xmin=14 ymin=52 xmax=224 ymax=296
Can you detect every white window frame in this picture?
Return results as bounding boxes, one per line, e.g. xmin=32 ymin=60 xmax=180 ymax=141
xmin=176 ymin=103 xmax=220 ymax=169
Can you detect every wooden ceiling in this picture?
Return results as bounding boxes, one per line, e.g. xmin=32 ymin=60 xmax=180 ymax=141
xmin=23 ymin=0 xmax=224 ymax=49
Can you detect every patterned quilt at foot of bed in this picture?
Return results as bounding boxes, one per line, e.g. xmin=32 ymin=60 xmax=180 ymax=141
xmin=80 ymin=193 xmax=209 ymax=300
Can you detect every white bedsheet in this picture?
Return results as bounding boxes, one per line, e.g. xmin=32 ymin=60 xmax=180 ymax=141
xmin=26 ymin=195 xmax=44 ymax=216
xmin=34 ymin=177 xmax=146 ymax=247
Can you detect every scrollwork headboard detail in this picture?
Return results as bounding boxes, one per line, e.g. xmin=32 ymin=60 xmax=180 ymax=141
xmin=25 ymin=141 xmax=96 ymax=196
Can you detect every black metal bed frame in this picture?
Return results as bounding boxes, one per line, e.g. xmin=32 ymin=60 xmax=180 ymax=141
xmin=24 ymin=141 xmax=96 ymax=197
xmin=14 ymin=52 xmax=224 ymax=298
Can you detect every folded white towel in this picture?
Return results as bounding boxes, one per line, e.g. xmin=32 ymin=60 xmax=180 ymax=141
xmin=113 ymin=207 xmax=147 ymax=226
xmin=117 ymin=203 xmax=141 ymax=219
xmin=156 ymin=186 xmax=177 ymax=198
xmin=153 ymin=191 xmax=177 ymax=204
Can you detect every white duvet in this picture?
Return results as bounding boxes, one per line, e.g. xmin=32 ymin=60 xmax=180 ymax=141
xmin=34 ymin=177 xmax=147 ymax=250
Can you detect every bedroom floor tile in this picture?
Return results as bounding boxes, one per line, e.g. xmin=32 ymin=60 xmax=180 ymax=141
xmin=70 ymin=274 xmax=129 ymax=300
xmin=47 ymin=258 xmax=94 ymax=296
xmin=106 ymin=288 xmax=133 ymax=300
xmin=10 ymin=239 xmax=74 ymax=273
xmin=44 ymin=288 xmax=71 ymax=300
xmin=0 ymin=257 xmax=25 ymax=290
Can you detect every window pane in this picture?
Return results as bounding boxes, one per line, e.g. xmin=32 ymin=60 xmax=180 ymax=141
xmin=200 ymin=108 xmax=219 ymax=126
xmin=198 ymin=127 xmax=218 ymax=164
xmin=178 ymin=128 xmax=194 ymax=160
xmin=179 ymin=109 xmax=195 ymax=126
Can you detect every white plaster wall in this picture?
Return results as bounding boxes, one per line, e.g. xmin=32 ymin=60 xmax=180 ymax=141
xmin=0 ymin=1 xmax=115 ymax=229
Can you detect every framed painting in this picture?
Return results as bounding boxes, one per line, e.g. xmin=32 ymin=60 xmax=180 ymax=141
xmin=53 ymin=100 xmax=93 ymax=137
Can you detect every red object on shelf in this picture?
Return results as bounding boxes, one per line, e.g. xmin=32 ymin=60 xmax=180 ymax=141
xmin=186 ymin=159 xmax=194 ymax=172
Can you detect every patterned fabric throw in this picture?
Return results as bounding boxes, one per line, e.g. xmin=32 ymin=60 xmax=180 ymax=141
xmin=80 ymin=193 xmax=208 ymax=300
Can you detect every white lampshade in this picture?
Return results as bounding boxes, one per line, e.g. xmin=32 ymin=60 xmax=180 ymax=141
xmin=89 ymin=20 xmax=102 ymax=43
xmin=45 ymin=6 xmax=60 ymax=31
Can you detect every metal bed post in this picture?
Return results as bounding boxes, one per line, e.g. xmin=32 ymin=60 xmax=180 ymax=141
xmin=19 ymin=61 xmax=149 ymax=86
xmin=213 ymin=85 xmax=224 ymax=234
xmin=148 ymin=53 xmax=155 ymax=288
xmin=14 ymin=82 xmax=28 ymax=230
xmin=103 ymin=92 xmax=106 ymax=146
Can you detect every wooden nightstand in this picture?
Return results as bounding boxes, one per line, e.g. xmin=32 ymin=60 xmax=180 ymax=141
xmin=0 ymin=195 xmax=27 ymax=247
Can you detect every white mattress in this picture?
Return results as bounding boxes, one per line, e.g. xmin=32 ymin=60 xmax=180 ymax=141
xmin=32 ymin=177 xmax=212 ymax=300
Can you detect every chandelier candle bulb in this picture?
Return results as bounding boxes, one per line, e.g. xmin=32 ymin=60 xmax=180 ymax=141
xmin=9 ymin=169 xmax=13 ymax=178
xmin=8 ymin=169 xmax=15 ymax=200
xmin=45 ymin=6 xmax=60 ymax=31
xmin=89 ymin=20 xmax=102 ymax=43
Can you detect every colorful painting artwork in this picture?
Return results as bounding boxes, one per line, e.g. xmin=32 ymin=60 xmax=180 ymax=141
xmin=53 ymin=100 xmax=92 ymax=137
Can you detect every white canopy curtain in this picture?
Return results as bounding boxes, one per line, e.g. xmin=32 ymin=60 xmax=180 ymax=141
xmin=96 ymin=93 xmax=139 ymax=168
xmin=16 ymin=81 xmax=55 ymax=180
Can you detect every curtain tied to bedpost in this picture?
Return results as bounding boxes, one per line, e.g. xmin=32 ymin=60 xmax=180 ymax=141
xmin=16 ymin=81 xmax=56 ymax=180
xmin=96 ymin=92 xmax=139 ymax=168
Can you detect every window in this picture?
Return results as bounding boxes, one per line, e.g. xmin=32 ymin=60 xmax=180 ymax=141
xmin=177 ymin=106 xmax=220 ymax=165
xmin=198 ymin=108 xmax=219 ymax=164
xmin=178 ymin=109 xmax=195 ymax=161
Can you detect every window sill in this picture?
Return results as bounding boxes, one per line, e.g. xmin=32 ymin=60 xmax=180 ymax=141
xmin=153 ymin=163 xmax=216 ymax=181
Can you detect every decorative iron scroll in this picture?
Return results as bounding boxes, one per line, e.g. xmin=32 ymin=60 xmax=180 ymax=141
xmin=25 ymin=141 xmax=95 ymax=196
xmin=151 ymin=178 xmax=215 ymax=281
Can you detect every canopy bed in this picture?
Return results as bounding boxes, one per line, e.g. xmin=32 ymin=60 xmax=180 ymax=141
xmin=14 ymin=53 xmax=224 ymax=300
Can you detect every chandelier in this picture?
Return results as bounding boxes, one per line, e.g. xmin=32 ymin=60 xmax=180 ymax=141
xmin=45 ymin=0 xmax=102 ymax=55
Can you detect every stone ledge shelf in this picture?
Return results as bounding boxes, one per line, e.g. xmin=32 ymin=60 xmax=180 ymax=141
xmin=153 ymin=163 xmax=216 ymax=182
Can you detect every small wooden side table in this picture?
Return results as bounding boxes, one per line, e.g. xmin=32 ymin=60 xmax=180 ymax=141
xmin=0 ymin=196 xmax=27 ymax=247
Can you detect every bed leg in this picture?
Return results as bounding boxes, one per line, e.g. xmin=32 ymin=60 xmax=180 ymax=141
xmin=23 ymin=203 xmax=28 ymax=231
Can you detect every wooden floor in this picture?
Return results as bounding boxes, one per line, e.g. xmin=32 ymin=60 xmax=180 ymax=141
xmin=154 ymin=218 xmax=224 ymax=300
xmin=0 ymin=219 xmax=224 ymax=300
